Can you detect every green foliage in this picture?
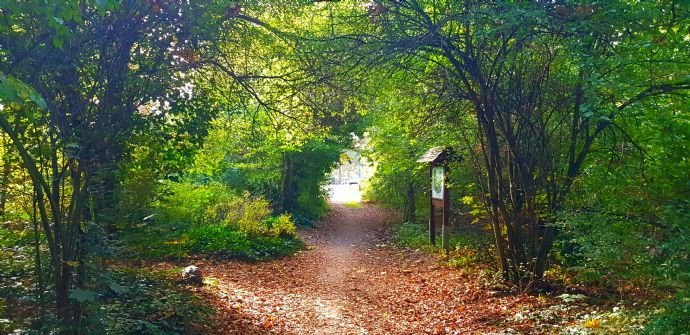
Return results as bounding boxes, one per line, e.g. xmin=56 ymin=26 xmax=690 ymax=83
xmin=160 ymin=182 xmax=235 ymax=226
xmin=644 ymin=291 xmax=690 ymax=335
xmin=446 ymin=246 xmax=482 ymax=269
xmin=262 ymin=214 xmax=298 ymax=238
xmin=286 ymin=140 xmax=343 ymax=221
xmin=123 ymin=181 xmax=301 ymax=261
xmin=128 ymin=224 xmax=301 ymax=262
xmin=557 ymin=81 xmax=690 ymax=291
xmin=391 ymin=222 xmax=435 ymax=251
xmin=0 ymin=224 xmax=45 ymax=326
xmin=556 ymin=213 xmax=657 ymax=286
xmin=116 ymin=169 xmax=160 ymax=224
xmin=188 ymin=114 xmax=345 ymax=224
xmin=1 ymin=0 xmax=689 ymax=333
xmin=1 ymin=224 xmax=213 ymax=335
xmin=359 ymin=74 xmax=427 ymax=214
xmin=99 ymin=268 xmax=212 ymax=335
xmin=0 ymin=73 xmax=47 ymax=109
xmin=556 ymin=205 xmax=690 ymax=293
xmin=208 ymin=193 xmax=266 ymax=230
xmin=1 ymin=0 xmax=230 ymax=329
xmin=206 ymin=191 xmax=296 ymax=237
xmin=186 ymin=225 xmax=301 ymax=261
xmin=336 ymin=0 xmax=690 ymax=282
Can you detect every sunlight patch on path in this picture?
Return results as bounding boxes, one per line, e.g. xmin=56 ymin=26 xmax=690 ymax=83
xmin=209 ymin=276 xmax=368 ymax=334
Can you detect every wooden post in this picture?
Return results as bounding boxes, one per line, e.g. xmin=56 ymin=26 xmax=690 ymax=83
xmin=428 ymin=166 xmax=436 ymax=245
xmin=441 ymin=180 xmax=450 ymax=253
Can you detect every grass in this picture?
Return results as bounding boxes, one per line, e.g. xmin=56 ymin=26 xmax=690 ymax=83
xmin=391 ymin=221 xmax=492 ymax=267
xmin=342 ymin=202 xmax=362 ymax=208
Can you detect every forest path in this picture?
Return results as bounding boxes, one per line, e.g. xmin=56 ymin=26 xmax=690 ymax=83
xmin=196 ymin=204 xmax=542 ymax=334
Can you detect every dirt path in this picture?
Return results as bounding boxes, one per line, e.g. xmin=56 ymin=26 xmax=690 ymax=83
xmin=196 ymin=204 xmax=546 ymax=334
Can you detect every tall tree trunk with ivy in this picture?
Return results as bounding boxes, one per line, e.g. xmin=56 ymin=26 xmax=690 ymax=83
xmin=281 ymin=153 xmax=298 ymax=213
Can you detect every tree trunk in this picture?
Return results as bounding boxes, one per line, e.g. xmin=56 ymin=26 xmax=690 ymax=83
xmin=56 ymin=262 xmax=74 ymax=334
xmin=403 ymin=181 xmax=415 ymax=222
xmin=480 ymin=111 xmax=510 ymax=278
xmin=32 ymin=189 xmax=45 ymax=322
xmin=533 ymin=224 xmax=556 ymax=278
xmin=281 ymin=154 xmax=297 ymax=212
xmin=92 ymin=166 xmax=117 ymax=233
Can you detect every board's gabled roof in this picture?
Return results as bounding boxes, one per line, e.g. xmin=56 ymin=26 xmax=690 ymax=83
xmin=417 ymin=146 xmax=446 ymax=163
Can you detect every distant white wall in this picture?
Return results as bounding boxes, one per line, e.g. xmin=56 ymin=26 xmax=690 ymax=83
xmin=330 ymin=149 xmax=374 ymax=185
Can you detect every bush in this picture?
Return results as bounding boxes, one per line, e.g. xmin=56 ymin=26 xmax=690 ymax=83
xmin=282 ymin=140 xmax=342 ymax=221
xmin=206 ymin=192 xmax=270 ymax=232
xmin=206 ymin=191 xmax=296 ymax=237
xmin=262 ymin=214 xmax=297 ymax=238
xmin=123 ymin=182 xmax=300 ymax=260
xmin=115 ymin=168 xmax=160 ymax=225
xmin=392 ymin=222 xmax=433 ymax=250
xmin=555 ymin=213 xmax=657 ymax=286
xmin=556 ymin=207 xmax=690 ymax=291
xmin=160 ymin=181 xmax=234 ymax=225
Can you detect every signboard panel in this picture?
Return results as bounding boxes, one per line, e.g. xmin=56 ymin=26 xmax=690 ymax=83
xmin=431 ymin=166 xmax=444 ymax=200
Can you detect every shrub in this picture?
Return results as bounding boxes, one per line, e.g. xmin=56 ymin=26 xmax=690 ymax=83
xmin=160 ymin=181 xmax=233 ymax=225
xmin=115 ymin=168 xmax=160 ymax=225
xmin=295 ymin=189 xmax=329 ymax=221
xmin=206 ymin=191 xmax=271 ymax=232
xmin=262 ymin=214 xmax=297 ymax=237
xmin=99 ymin=268 xmax=211 ymax=335
xmin=392 ymin=222 xmax=432 ymax=250
xmin=124 ymin=182 xmax=300 ymax=260
xmin=205 ymin=191 xmax=296 ymax=237
xmin=556 ymin=208 xmax=690 ymax=291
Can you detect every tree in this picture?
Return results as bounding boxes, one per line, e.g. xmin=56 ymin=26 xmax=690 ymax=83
xmin=326 ymin=0 xmax=690 ymax=281
xmin=1 ymin=1 xmax=222 ymax=331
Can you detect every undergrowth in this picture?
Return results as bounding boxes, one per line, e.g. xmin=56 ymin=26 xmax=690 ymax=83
xmin=120 ymin=182 xmax=303 ymax=262
xmin=391 ymin=221 xmax=492 ymax=268
xmin=99 ymin=268 xmax=212 ymax=335
xmin=122 ymin=222 xmax=302 ymax=262
xmin=643 ymin=290 xmax=690 ymax=335
xmin=1 ymin=225 xmax=212 ymax=335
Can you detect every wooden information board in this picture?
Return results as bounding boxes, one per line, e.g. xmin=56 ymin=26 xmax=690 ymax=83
xmin=417 ymin=147 xmax=456 ymax=252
